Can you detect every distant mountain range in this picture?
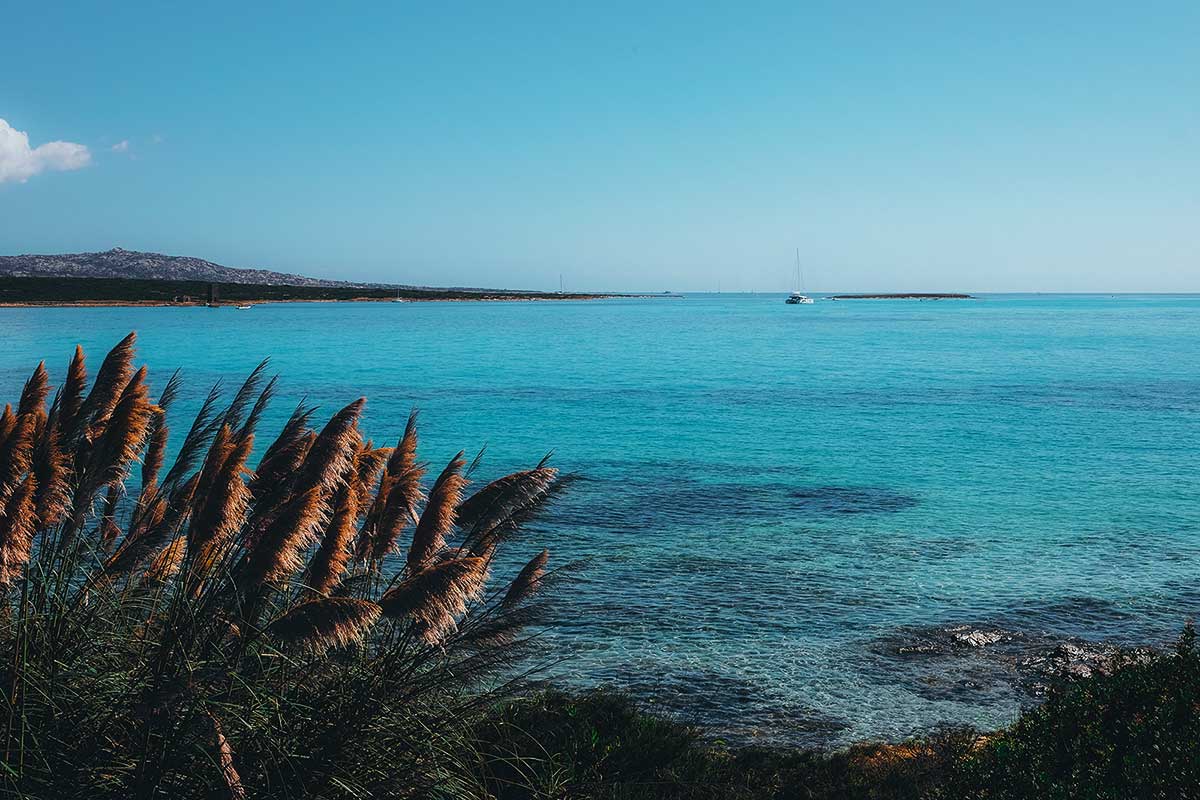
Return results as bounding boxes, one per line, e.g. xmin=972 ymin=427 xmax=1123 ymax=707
xmin=0 ymin=248 xmax=368 ymax=288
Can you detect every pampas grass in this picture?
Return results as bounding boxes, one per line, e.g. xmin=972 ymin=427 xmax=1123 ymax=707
xmin=503 ymin=549 xmax=550 ymax=607
xmin=0 ymin=475 xmax=37 ymax=588
xmin=0 ymin=334 xmax=566 ymax=799
xmin=380 ymin=555 xmax=490 ymax=643
xmin=305 ymin=483 xmax=360 ymax=597
xmin=407 ymin=452 xmax=467 ymax=571
xmin=358 ymin=410 xmax=425 ymax=564
xmin=267 ymin=596 xmax=382 ymax=652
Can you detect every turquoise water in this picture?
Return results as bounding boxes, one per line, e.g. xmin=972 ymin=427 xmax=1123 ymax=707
xmin=2 ymin=294 xmax=1197 ymax=744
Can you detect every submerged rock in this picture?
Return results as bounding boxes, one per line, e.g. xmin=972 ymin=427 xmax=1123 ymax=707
xmin=950 ymin=628 xmax=1009 ymax=648
xmin=1020 ymin=640 xmax=1155 ymax=689
xmin=873 ymin=622 xmax=1161 ymax=703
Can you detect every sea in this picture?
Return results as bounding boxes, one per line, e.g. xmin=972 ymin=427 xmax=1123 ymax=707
xmin=1 ymin=293 xmax=1197 ymax=746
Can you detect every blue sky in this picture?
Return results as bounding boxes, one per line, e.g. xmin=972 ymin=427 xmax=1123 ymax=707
xmin=2 ymin=2 xmax=1197 ymax=292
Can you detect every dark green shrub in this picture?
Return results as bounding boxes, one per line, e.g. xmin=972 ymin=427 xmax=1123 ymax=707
xmin=474 ymin=629 xmax=1200 ymax=799
xmin=952 ymin=625 xmax=1200 ymax=799
xmin=473 ymin=689 xmax=969 ymax=799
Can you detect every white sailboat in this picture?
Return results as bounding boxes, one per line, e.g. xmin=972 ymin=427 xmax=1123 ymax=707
xmin=785 ymin=249 xmax=814 ymax=304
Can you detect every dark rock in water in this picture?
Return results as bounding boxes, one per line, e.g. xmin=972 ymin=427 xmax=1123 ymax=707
xmin=949 ymin=627 xmax=1011 ymax=648
xmin=882 ymin=625 xmax=1024 ymax=660
xmin=585 ymin=475 xmax=920 ymax=532
xmin=871 ymin=621 xmax=1160 ymax=704
xmin=1021 ymin=641 xmax=1155 ymax=686
xmin=787 ymin=486 xmax=919 ymax=515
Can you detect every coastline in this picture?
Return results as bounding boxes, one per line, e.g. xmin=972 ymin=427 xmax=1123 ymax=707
xmin=0 ymin=294 xmax=625 ymax=308
xmin=476 ymin=626 xmax=1200 ymax=799
xmin=0 ymin=274 xmax=675 ymax=306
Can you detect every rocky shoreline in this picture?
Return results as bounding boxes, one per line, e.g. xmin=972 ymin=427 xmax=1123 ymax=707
xmin=475 ymin=625 xmax=1200 ymax=798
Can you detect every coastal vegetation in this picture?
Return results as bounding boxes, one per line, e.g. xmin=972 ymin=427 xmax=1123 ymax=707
xmin=0 ymin=276 xmax=609 ymax=305
xmin=474 ymin=626 xmax=1200 ymax=798
xmin=0 ymin=334 xmax=567 ymax=798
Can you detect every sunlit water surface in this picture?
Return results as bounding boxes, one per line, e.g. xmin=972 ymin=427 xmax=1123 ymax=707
xmin=2 ymin=294 xmax=1197 ymax=745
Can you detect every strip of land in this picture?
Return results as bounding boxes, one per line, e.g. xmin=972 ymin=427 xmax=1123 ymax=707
xmin=0 ymin=276 xmax=624 ymax=306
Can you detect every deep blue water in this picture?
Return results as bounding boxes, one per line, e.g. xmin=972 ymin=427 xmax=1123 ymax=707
xmin=2 ymin=294 xmax=1197 ymax=745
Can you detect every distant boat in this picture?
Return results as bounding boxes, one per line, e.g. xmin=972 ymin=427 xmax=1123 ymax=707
xmin=235 ymin=304 xmax=253 ymax=310
xmin=392 ymin=288 xmax=407 ymax=303
xmin=786 ymin=249 xmax=814 ymax=304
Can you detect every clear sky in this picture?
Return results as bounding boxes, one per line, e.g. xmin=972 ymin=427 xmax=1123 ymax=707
xmin=1 ymin=2 xmax=1197 ymax=292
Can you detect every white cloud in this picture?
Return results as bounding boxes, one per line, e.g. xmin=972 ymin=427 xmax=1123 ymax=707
xmin=0 ymin=118 xmax=91 ymax=184
xmin=111 ymin=139 xmax=129 ymax=152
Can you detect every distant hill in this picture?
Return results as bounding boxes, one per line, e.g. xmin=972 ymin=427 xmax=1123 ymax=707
xmin=0 ymin=248 xmax=363 ymax=288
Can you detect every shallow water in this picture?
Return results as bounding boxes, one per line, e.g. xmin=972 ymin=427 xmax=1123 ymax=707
xmin=2 ymin=294 xmax=1197 ymax=745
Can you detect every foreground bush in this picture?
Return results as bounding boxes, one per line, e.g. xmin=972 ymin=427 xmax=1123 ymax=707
xmin=0 ymin=334 xmax=565 ymax=799
xmin=954 ymin=624 xmax=1200 ymax=799
xmin=473 ymin=691 xmax=971 ymax=799
xmin=474 ymin=628 xmax=1200 ymax=799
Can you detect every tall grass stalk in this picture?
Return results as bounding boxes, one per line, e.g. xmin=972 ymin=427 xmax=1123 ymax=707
xmin=0 ymin=334 xmax=566 ymax=798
